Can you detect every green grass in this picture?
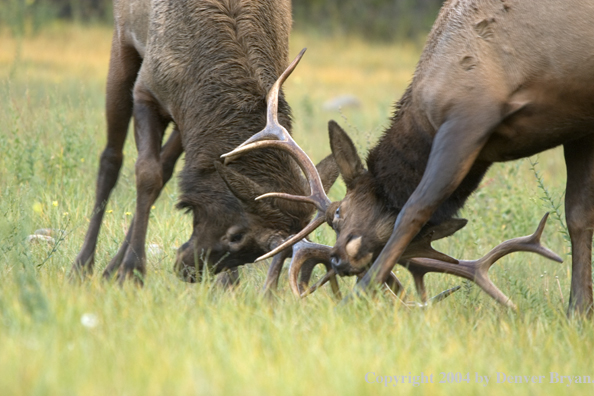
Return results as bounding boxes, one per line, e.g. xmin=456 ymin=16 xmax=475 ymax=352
xmin=1 ymin=24 xmax=592 ymax=395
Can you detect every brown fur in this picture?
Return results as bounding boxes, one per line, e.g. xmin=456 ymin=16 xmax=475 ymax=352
xmin=328 ymin=0 xmax=594 ymax=316
xmin=72 ymin=0 xmax=338 ymax=285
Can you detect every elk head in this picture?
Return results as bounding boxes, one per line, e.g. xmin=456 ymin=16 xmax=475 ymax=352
xmin=173 ymin=155 xmax=337 ymax=282
xmin=174 ymin=49 xmax=339 ymax=282
xmin=325 ymin=121 xmax=396 ymax=275
xmin=321 ymin=121 xmax=457 ymax=275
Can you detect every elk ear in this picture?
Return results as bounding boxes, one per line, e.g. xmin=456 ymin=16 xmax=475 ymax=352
xmin=215 ymin=161 xmax=299 ymax=232
xmin=315 ymin=154 xmax=340 ymax=193
xmin=214 ymin=161 xmax=266 ymax=204
xmin=420 ymin=218 xmax=468 ymax=242
xmin=328 ymin=120 xmax=365 ymax=189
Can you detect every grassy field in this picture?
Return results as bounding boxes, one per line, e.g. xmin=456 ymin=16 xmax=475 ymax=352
xmin=1 ymin=24 xmax=592 ymax=395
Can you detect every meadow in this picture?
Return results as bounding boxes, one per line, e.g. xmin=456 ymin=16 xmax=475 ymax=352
xmin=0 ymin=23 xmax=592 ymax=395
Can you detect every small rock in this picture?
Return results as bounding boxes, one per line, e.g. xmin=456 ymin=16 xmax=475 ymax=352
xmin=27 ymin=235 xmax=56 ymax=245
xmin=34 ymin=228 xmax=65 ymax=237
xmin=148 ymin=243 xmax=163 ymax=256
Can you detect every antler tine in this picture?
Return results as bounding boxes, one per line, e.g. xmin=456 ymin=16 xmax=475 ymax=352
xmin=473 ymin=212 xmax=563 ymax=267
xmin=221 ymin=48 xmax=331 ymax=262
xmin=300 ymin=268 xmax=341 ymax=299
xmin=255 ymin=192 xmax=319 ymax=206
xmin=402 ymin=213 xmax=562 ymax=309
xmin=406 ymin=270 xmax=461 ymax=306
xmin=411 ymin=271 xmax=429 ymax=303
xmin=222 ymin=48 xmax=306 ymax=157
xmin=257 ymin=213 xmax=326 ymax=261
xmin=287 ymin=240 xmax=342 ymax=299
xmin=264 ymin=48 xmax=307 ymax=127
xmin=393 ymin=286 xmax=462 ymax=308
xmin=401 ymin=218 xmax=469 ymax=264
xmin=262 ymin=246 xmax=293 ymax=296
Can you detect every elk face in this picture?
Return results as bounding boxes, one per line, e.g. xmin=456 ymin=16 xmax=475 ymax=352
xmin=330 ymin=187 xmax=396 ymax=276
xmin=174 ymin=156 xmax=338 ymax=282
xmin=326 ymin=121 xmax=396 ymax=276
xmin=173 ymin=200 xmax=274 ymax=282
xmin=173 ymin=177 xmax=297 ymax=282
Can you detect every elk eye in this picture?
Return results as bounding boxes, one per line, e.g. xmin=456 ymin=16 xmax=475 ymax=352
xmin=230 ymin=233 xmax=244 ymax=244
xmin=334 ymin=207 xmax=340 ymax=219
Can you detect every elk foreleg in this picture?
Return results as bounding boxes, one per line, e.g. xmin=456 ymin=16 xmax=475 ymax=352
xmin=116 ymin=90 xmax=169 ymax=286
xmin=71 ymin=38 xmax=141 ymax=280
xmin=352 ymin=106 xmax=500 ymax=297
xmin=102 ymin=128 xmax=183 ymax=280
xmin=564 ymin=137 xmax=594 ymax=317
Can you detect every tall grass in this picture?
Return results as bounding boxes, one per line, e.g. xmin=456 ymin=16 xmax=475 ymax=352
xmin=0 ymin=24 xmax=592 ymax=395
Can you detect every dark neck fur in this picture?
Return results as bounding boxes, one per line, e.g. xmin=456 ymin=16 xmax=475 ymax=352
xmin=365 ymin=86 xmax=489 ymax=225
xmin=172 ymin=0 xmax=308 ymax=225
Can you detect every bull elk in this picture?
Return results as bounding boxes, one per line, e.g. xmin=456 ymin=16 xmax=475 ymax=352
xmin=70 ymin=0 xmax=338 ymax=286
xmin=225 ymin=0 xmax=592 ymax=314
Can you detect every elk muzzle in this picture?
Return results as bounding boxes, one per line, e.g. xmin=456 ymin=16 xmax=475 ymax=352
xmin=174 ymin=240 xmax=204 ymax=283
xmin=330 ymin=236 xmax=373 ymax=276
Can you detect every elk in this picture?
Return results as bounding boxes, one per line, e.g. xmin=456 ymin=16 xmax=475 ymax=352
xmin=70 ymin=0 xmax=338 ymax=286
xmin=225 ymin=0 xmax=592 ymax=314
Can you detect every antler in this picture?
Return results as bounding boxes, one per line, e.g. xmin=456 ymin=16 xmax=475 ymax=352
xmin=286 ymin=242 xmax=406 ymax=302
xmin=260 ymin=238 xmax=341 ymax=299
xmin=286 ymin=219 xmax=469 ymax=301
xmin=222 ymin=48 xmax=331 ymax=261
xmin=288 ymin=214 xmax=561 ymax=310
xmin=287 ymin=241 xmax=459 ymax=307
xmin=287 ymin=240 xmax=341 ymax=299
xmin=400 ymin=213 xmax=563 ymax=309
xmin=401 ymin=218 xmax=469 ymax=264
xmin=262 ymin=246 xmax=293 ymax=296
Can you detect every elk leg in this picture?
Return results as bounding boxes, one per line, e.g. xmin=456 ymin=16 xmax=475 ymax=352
xmin=102 ymin=129 xmax=183 ymax=280
xmin=116 ymin=88 xmax=169 ymax=286
xmin=71 ymin=36 xmax=141 ymax=280
xmin=564 ymin=137 xmax=594 ymax=317
xmin=353 ymin=107 xmax=500 ymax=295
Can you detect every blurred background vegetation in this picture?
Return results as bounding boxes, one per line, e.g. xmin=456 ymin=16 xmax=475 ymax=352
xmin=1 ymin=0 xmax=445 ymax=40
xmin=1 ymin=0 xmax=111 ymax=35
xmin=293 ymin=0 xmax=444 ymax=41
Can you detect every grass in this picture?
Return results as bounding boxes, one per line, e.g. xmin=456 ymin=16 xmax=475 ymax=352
xmin=1 ymin=23 xmax=592 ymax=395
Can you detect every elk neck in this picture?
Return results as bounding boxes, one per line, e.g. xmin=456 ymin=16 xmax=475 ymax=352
xmin=365 ymin=86 xmax=490 ymax=226
xmin=156 ymin=1 xmax=309 ymax=231
xmin=176 ymin=93 xmax=313 ymax=236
